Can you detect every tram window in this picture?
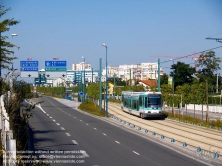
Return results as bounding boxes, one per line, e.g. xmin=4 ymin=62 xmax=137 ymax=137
xmin=145 ymin=97 xmax=148 ymax=107
xmin=122 ymin=95 xmax=124 ymax=102
xmin=139 ymin=97 xmax=142 ymax=106
xmin=124 ymin=99 xmax=127 ymax=106
xmin=133 ymin=101 xmax=137 ymax=109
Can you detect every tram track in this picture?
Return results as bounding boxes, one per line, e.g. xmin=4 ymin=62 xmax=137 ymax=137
xmin=108 ymin=102 xmax=222 ymax=153
xmin=110 ymin=103 xmax=222 ymax=138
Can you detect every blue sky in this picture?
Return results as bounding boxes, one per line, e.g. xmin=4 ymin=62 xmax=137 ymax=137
xmin=2 ymin=0 xmax=222 ymax=75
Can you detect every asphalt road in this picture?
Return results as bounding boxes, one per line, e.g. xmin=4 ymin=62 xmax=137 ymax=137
xmin=28 ymin=96 xmax=209 ymax=166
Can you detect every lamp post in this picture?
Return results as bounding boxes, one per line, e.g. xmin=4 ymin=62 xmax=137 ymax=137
xmin=11 ymin=34 xmax=18 ymax=70
xmin=82 ymin=56 xmax=86 ymax=103
xmin=114 ymin=73 xmax=116 ymax=99
xmin=170 ymin=59 xmax=175 ymax=116
xmin=102 ymin=43 xmax=108 ymax=117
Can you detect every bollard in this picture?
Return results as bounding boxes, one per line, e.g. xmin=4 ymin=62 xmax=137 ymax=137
xmin=178 ymin=119 xmax=180 ymax=122
xmin=128 ymin=123 xmax=130 ymax=126
xmin=183 ymin=142 xmax=187 ymax=147
xmin=171 ymin=138 xmax=175 ymax=142
xmin=197 ymin=147 xmax=202 ymax=152
xmin=145 ymin=129 xmax=148 ymax=133
xmin=119 ymin=119 xmax=122 ymax=122
xmin=220 ymin=128 xmax=222 ymax=132
xmin=172 ymin=118 xmax=174 ymax=120
xmin=138 ymin=127 xmax=141 ymax=131
xmin=199 ymin=124 xmax=203 ymax=127
xmin=132 ymin=125 xmax=135 ymax=128
xmin=123 ymin=121 xmax=126 ymax=124
xmin=161 ymin=135 xmax=165 ymax=139
xmin=191 ymin=122 xmax=194 ymax=125
xmin=209 ymin=126 xmax=212 ymax=129
xmin=152 ymin=132 xmax=156 ymax=136
xmin=214 ymin=152 xmax=219 ymax=159
xmin=184 ymin=120 xmax=187 ymax=123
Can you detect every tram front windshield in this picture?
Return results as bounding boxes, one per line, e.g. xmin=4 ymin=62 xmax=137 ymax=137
xmin=147 ymin=95 xmax=161 ymax=107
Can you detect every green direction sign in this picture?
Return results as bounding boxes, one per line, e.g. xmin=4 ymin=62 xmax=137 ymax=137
xmin=45 ymin=67 xmax=66 ymax=72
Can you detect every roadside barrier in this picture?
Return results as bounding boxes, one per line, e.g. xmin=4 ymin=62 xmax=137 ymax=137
xmin=0 ymin=93 xmax=16 ymax=166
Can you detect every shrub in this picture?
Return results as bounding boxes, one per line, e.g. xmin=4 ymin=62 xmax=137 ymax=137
xmin=78 ymin=99 xmax=106 ymax=117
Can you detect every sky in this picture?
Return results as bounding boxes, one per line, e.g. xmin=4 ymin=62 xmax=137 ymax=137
xmin=2 ymin=0 xmax=222 ymax=77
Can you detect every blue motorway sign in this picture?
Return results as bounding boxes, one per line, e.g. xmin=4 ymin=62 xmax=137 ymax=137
xmin=20 ymin=67 xmax=38 ymax=71
xmin=45 ymin=61 xmax=66 ymax=67
xmin=20 ymin=61 xmax=38 ymax=67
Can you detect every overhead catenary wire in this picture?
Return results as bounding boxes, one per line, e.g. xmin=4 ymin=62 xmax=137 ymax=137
xmin=160 ymin=45 xmax=222 ymax=64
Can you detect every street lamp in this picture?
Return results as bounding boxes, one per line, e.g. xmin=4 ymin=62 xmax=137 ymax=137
xmin=170 ymin=59 xmax=175 ymax=116
xmin=11 ymin=34 xmax=18 ymax=70
xmin=81 ymin=56 xmax=86 ymax=103
xmin=102 ymin=43 xmax=108 ymax=117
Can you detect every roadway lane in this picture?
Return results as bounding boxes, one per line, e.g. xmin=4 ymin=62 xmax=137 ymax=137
xmin=29 ymin=96 xmax=209 ymax=166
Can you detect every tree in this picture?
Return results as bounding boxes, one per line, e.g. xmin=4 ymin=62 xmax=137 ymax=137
xmin=197 ymin=51 xmax=221 ymax=78
xmin=170 ymin=61 xmax=195 ymax=88
xmin=161 ymin=84 xmax=172 ymax=109
xmin=160 ymin=73 xmax=168 ymax=85
xmin=0 ymin=5 xmax=20 ymax=73
xmin=181 ymin=83 xmax=191 ymax=115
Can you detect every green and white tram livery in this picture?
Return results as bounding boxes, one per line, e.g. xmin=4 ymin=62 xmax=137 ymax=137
xmin=121 ymin=91 xmax=162 ymax=118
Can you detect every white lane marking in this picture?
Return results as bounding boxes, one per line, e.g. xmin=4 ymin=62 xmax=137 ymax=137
xmin=61 ymin=127 xmax=65 ymax=130
xmin=50 ymin=117 xmax=52 ymax=119
xmin=80 ymin=120 xmax=82 ymax=122
xmin=36 ymin=105 xmax=46 ymax=113
xmin=65 ymin=133 xmax=71 ymax=136
xmin=72 ymin=140 xmax=78 ymax=145
xmin=133 ymin=151 xmax=140 ymax=155
xmin=52 ymin=119 xmax=56 ymax=122
xmin=80 ymin=150 xmax=89 ymax=157
xmin=86 ymin=124 xmax=89 ymax=125
xmin=94 ymin=128 xmax=97 ymax=130
xmin=56 ymin=123 xmax=60 ymax=126
xmin=74 ymin=117 xmax=76 ymax=118
xmin=103 ymin=133 xmax=107 ymax=136
xmin=115 ymin=141 xmax=120 ymax=144
xmin=47 ymin=114 xmax=49 ymax=116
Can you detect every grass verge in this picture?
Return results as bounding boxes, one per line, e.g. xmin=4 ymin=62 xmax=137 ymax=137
xmin=78 ymin=99 xmax=106 ymax=117
xmin=163 ymin=111 xmax=222 ymax=130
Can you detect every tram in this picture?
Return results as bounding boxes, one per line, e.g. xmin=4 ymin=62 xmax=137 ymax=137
xmin=121 ymin=91 xmax=162 ymax=118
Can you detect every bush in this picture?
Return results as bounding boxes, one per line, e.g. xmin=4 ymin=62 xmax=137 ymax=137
xmin=108 ymin=98 xmax=121 ymax=103
xmin=78 ymin=99 xmax=106 ymax=117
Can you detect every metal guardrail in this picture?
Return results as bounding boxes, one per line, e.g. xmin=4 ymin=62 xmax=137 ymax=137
xmin=0 ymin=92 xmax=16 ymax=166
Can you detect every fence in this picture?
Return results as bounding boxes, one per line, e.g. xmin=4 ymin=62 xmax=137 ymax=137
xmin=185 ymin=104 xmax=222 ymax=113
xmin=0 ymin=92 xmax=16 ymax=166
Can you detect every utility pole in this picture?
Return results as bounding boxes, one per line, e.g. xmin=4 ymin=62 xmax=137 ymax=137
xmin=99 ymin=58 xmax=102 ymax=111
xmin=130 ymin=68 xmax=131 ymax=91
xmin=158 ymin=59 xmax=160 ymax=92
xmin=206 ymin=80 xmax=209 ymax=122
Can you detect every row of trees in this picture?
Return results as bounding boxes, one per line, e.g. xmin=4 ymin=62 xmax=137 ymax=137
xmin=161 ymin=50 xmax=221 ymax=91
